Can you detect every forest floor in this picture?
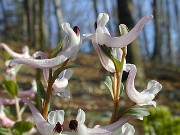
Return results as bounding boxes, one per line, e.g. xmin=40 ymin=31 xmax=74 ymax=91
xmin=0 ymin=42 xmax=180 ymax=134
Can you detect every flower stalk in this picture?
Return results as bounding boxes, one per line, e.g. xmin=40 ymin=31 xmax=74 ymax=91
xmin=15 ymin=96 xmax=21 ymax=121
xmin=111 ymin=25 xmax=128 ymax=123
xmin=42 ymin=60 xmax=69 ymax=119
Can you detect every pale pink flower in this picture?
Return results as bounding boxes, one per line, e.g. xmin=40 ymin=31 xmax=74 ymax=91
xmin=9 ymin=23 xmax=81 ymax=69
xmin=84 ymin=13 xmax=152 ymax=72
xmin=0 ymin=43 xmax=30 ymax=58
xmin=125 ymin=64 xmax=162 ymax=107
xmin=52 ymin=69 xmax=73 ymax=98
xmin=22 ymin=98 xmax=71 ymax=135
xmin=22 ymin=98 xmax=139 ymax=135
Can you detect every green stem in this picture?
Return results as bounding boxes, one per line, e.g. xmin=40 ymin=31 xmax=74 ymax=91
xmin=15 ymin=96 xmax=21 ymax=121
xmin=42 ymin=69 xmax=53 ymax=119
xmin=42 ymin=60 xmax=69 ymax=119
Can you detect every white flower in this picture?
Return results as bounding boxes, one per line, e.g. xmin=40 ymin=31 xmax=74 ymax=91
xmin=96 ymin=13 xmax=153 ymax=48
xmin=52 ymin=69 xmax=73 ymax=98
xmin=70 ymin=109 xmax=139 ymax=135
xmin=84 ymin=13 xmax=152 ymax=72
xmin=125 ymin=64 xmax=162 ymax=107
xmin=9 ymin=23 xmax=81 ymax=69
xmin=0 ymin=43 xmax=30 ymax=58
xmin=22 ymin=98 xmax=72 ymax=135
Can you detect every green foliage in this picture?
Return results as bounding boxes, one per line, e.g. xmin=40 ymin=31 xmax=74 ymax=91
xmin=104 ymin=76 xmax=114 ymax=99
xmin=126 ymin=107 xmax=150 ymax=117
xmin=104 ymin=75 xmax=124 ymax=99
xmin=2 ymin=80 xmax=18 ymax=97
xmin=3 ymin=51 xmax=11 ymax=61
xmin=12 ymin=121 xmax=33 ymax=135
xmin=100 ymin=45 xmax=122 ymax=72
xmin=51 ymin=37 xmax=65 ymax=58
xmin=0 ymin=127 xmax=9 ymax=135
xmin=37 ymin=80 xmax=46 ymax=104
xmin=142 ymin=106 xmax=180 ymax=135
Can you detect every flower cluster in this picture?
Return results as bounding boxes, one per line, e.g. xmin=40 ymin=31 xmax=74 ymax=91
xmin=0 ymin=13 xmax=162 ymax=135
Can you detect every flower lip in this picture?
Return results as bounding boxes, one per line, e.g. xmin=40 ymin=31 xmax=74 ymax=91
xmin=69 ymin=119 xmax=78 ymax=131
xmin=53 ymin=122 xmax=64 ymax=133
xmin=73 ymin=26 xmax=80 ymax=36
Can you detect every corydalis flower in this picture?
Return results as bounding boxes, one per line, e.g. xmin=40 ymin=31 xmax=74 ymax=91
xmin=22 ymin=98 xmax=68 ymax=135
xmin=125 ymin=64 xmax=162 ymax=107
xmin=0 ymin=43 xmax=30 ymax=58
xmin=9 ymin=23 xmax=81 ymax=69
xmin=84 ymin=13 xmax=152 ymax=72
xmin=22 ymin=98 xmax=138 ymax=135
xmin=70 ymin=109 xmax=137 ymax=135
xmin=32 ymin=51 xmax=72 ymax=98
xmin=96 ymin=13 xmax=153 ymax=48
xmin=52 ymin=69 xmax=73 ymax=98
xmin=5 ymin=60 xmax=22 ymax=81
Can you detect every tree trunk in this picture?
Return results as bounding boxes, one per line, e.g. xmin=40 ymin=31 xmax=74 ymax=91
xmin=39 ymin=0 xmax=46 ymax=51
xmin=151 ymin=0 xmax=162 ymax=62
xmin=117 ymin=0 xmax=145 ymax=81
xmin=137 ymin=0 xmax=150 ymax=58
xmin=53 ymin=0 xmax=63 ymax=41
xmin=166 ymin=0 xmax=175 ymax=65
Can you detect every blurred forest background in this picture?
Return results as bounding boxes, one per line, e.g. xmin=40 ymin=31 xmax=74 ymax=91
xmin=0 ymin=0 xmax=180 ymax=135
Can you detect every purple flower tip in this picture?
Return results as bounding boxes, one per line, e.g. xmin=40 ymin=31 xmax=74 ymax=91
xmin=94 ymin=21 xmax=97 ymax=30
xmin=53 ymin=122 xmax=64 ymax=133
xmin=69 ymin=119 xmax=78 ymax=131
xmin=73 ymin=26 xmax=80 ymax=36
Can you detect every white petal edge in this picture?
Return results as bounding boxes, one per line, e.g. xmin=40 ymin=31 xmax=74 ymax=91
xmin=97 ymin=15 xmax=153 ymax=47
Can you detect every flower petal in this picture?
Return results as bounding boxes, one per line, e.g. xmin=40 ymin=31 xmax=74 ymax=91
xmin=125 ymin=64 xmax=162 ymax=106
xmin=48 ymin=110 xmax=64 ymax=125
xmin=0 ymin=98 xmax=15 ymax=105
xmin=57 ymin=90 xmax=70 ymax=98
xmin=87 ymin=116 xmax=139 ymax=134
xmin=0 ymin=43 xmax=30 ymax=58
xmin=97 ymin=15 xmax=153 ymax=47
xmin=113 ymin=123 xmax=135 ymax=135
xmin=85 ymin=34 xmax=115 ymax=72
xmin=76 ymin=109 xmax=85 ymax=124
xmin=52 ymin=78 xmax=68 ymax=93
xmin=33 ymin=51 xmax=49 ymax=85
xmin=9 ymin=23 xmax=81 ymax=69
xmin=63 ymin=69 xmax=73 ymax=80
xmin=22 ymin=98 xmax=51 ymax=135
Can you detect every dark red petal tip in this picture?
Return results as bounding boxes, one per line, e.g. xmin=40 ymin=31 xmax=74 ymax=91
xmin=53 ymin=122 xmax=63 ymax=133
xmin=94 ymin=21 xmax=97 ymax=30
xmin=73 ymin=26 xmax=80 ymax=36
xmin=69 ymin=119 xmax=78 ymax=131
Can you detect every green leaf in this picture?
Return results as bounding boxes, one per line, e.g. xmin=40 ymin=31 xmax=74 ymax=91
xmin=120 ymin=83 xmax=124 ymax=95
xmin=0 ymin=127 xmax=9 ymax=135
xmin=2 ymin=80 xmax=18 ymax=97
xmin=51 ymin=37 xmax=65 ymax=58
xmin=37 ymin=80 xmax=46 ymax=103
xmin=3 ymin=51 xmax=11 ymax=61
xmin=100 ymin=45 xmax=122 ymax=72
xmin=12 ymin=121 xmax=33 ymax=135
xmin=52 ymin=64 xmax=81 ymax=82
xmin=104 ymin=76 xmax=114 ymax=99
xmin=126 ymin=107 xmax=150 ymax=117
